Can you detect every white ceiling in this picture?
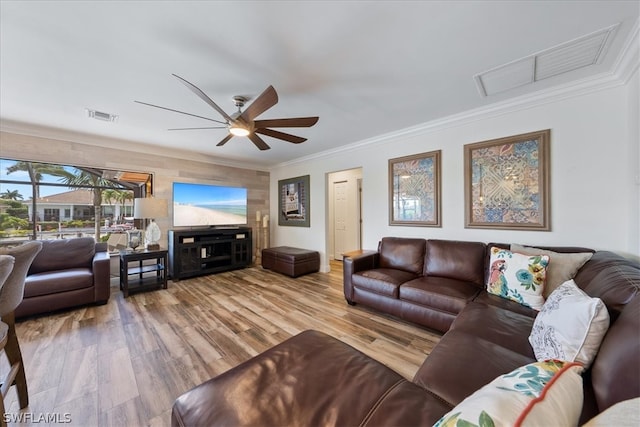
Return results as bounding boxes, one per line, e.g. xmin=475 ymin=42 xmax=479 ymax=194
xmin=1 ymin=1 xmax=638 ymax=169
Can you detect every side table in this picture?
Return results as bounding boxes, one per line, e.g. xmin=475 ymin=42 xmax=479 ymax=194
xmin=119 ymin=249 xmax=168 ymax=297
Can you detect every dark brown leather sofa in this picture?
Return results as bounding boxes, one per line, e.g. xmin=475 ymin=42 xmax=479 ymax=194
xmin=345 ymin=238 xmax=489 ymax=333
xmin=16 ymin=237 xmax=111 ymax=318
xmin=171 ymin=238 xmax=639 ymax=426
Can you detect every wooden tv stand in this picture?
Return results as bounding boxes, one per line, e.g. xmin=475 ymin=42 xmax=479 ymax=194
xmin=168 ymin=227 xmax=252 ymax=280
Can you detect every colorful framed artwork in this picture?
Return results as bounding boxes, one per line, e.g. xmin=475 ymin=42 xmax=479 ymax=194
xmin=278 ymin=175 xmax=310 ymax=227
xmin=464 ymin=129 xmax=550 ymax=230
xmin=389 ymin=150 xmax=441 ymax=227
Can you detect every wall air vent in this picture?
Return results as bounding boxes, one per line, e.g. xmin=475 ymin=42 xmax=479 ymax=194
xmin=474 ymin=23 xmax=620 ymax=97
xmin=86 ymin=108 xmax=118 ymax=122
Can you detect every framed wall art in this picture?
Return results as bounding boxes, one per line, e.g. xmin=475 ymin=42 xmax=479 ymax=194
xmin=278 ymin=175 xmax=310 ymax=227
xmin=389 ymin=150 xmax=441 ymax=227
xmin=464 ymin=129 xmax=550 ymax=230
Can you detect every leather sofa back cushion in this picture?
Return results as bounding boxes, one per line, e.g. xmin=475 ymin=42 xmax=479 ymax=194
xmin=425 ymin=240 xmax=486 ymax=286
xmin=573 ymin=251 xmax=639 ymax=412
xmin=379 ymin=237 xmax=426 ymax=275
xmin=575 ymin=253 xmax=638 ymax=321
xmin=591 ymin=296 xmax=640 ymax=413
xmin=28 ymin=237 xmax=96 ymax=274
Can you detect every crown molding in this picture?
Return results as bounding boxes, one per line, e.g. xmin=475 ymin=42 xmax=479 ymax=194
xmin=612 ymin=17 xmax=640 ymax=84
xmin=274 ymin=18 xmax=640 ymax=170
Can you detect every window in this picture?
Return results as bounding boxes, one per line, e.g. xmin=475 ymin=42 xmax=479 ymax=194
xmin=0 ymin=159 xmax=152 ymax=244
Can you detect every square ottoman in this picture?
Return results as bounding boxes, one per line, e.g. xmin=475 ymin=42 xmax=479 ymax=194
xmin=262 ymin=246 xmax=320 ymax=277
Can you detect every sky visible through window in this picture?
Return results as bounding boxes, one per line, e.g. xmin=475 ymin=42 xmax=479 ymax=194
xmin=0 ymin=159 xmax=76 ymax=199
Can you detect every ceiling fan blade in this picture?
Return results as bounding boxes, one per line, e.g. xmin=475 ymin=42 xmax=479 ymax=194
xmin=168 ymin=126 xmax=227 ymax=131
xmin=253 ymin=117 xmax=319 ymax=128
xmin=134 ymin=100 xmax=227 ymax=125
xmin=255 ymin=128 xmax=307 ymax=144
xmin=216 ymin=134 xmax=234 ymax=147
xmin=248 ymin=133 xmax=271 ymax=151
xmin=240 ymin=85 xmax=278 ymax=122
xmin=172 ymin=74 xmax=234 ymax=122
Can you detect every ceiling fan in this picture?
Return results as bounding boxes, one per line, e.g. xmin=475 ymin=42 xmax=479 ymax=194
xmin=135 ymin=74 xmax=319 ymax=150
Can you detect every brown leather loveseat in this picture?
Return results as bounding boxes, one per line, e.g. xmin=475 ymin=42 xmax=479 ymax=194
xmin=345 ymin=237 xmax=490 ymax=333
xmin=16 ymin=237 xmax=111 ymax=318
xmin=171 ymin=237 xmax=639 ymax=426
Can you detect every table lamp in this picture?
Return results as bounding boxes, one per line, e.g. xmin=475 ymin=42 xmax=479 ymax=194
xmin=133 ymin=197 xmax=168 ymax=250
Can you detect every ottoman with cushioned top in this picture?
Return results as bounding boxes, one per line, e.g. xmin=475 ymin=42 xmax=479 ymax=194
xmin=261 ymin=246 xmax=320 ymax=277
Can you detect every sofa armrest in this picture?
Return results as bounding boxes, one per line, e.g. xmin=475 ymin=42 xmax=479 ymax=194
xmin=92 ymin=250 xmax=111 ymax=303
xmin=343 ymin=251 xmax=379 ymax=303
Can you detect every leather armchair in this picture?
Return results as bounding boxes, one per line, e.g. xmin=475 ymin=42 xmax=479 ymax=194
xmin=16 ymin=237 xmax=110 ymax=318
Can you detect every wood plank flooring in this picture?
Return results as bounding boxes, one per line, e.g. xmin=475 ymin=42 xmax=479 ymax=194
xmin=3 ymin=261 xmax=441 ymax=426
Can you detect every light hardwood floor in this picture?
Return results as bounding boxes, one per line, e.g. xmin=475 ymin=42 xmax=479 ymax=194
xmin=3 ymin=261 xmax=441 ymax=426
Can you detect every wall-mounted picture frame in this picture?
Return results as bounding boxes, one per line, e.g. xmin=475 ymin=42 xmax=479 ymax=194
xmin=389 ymin=150 xmax=441 ymax=227
xmin=278 ymin=175 xmax=310 ymax=227
xmin=464 ymin=129 xmax=550 ymax=230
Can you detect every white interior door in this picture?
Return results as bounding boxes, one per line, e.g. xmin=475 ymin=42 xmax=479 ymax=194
xmin=334 ymin=180 xmax=348 ymax=260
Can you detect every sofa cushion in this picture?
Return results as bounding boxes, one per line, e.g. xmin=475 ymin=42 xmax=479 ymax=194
xmin=487 ymin=247 xmax=549 ymax=310
xmin=172 ymin=330 xmax=450 ymax=427
xmin=413 ymin=330 xmax=535 ymax=406
xmin=473 ymin=291 xmax=539 ymax=318
xmin=511 ymin=243 xmax=593 ymax=298
xmin=24 ymin=268 xmax=94 ymax=298
xmin=400 ymin=277 xmax=480 ymax=315
xmin=434 ymin=360 xmax=583 ymax=427
xmin=360 ymin=380 xmax=454 ymax=426
xmin=576 ymin=257 xmax=639 ymax=321
xmin=591 ymin=295 xmax=640 ymax=415
xmin=378 ymin=237 xmax=426 ymax=275
xmin=529 ymin=280 xmax=609 ymax=370
xmin=573 ymin=251 xmax=631 ymax=296
xmin=352 ymin=268 xmax=417 ymax=297
xmin=449 ymin=302 xmax=536 ymax=357
xmin=570 ymin=252 xmax=639 ymax=419
xmin=28 ymin=237 xmax=96 ymax=274
xmin=425 ymin=239 xmax=486 ymax=286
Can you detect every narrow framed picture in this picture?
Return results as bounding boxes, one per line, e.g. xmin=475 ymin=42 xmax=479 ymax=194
xmin=278 ymin=175 xmax=310 ymax=227
xmin=464 ymin=129 xmax=550 ymax=230
xmin=389 ymin=150 xmax=441 ymax=227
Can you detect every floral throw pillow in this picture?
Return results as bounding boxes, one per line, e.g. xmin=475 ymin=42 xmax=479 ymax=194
xmin=487 ymin=247 xmax=549 ymax=310
xmin=511 ymin=244 xmax=593 ymax=299
xmin=434 ymin=360 xmax=583 ymax=427
xmin=529 ymin=279 xmax=610 ymax=369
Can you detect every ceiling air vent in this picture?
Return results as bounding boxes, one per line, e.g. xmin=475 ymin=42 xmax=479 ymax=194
xmin=86 ymin=108 xmax=118 ymax=122
xmin=474 ymin=23 xmax=619 ymax=97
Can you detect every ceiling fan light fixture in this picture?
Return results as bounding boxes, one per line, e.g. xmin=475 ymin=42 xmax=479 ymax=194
xmin=229 ymin=124 xmax=250 ymax=137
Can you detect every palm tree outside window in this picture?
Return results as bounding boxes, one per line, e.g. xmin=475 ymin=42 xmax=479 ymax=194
xmin=0 ymin=158 xmax=151 ymax=244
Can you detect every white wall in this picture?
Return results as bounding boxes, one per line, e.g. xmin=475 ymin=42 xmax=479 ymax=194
xmin=629 ymin=68 xmax=640 ymax=257
xmin=270 ymin=73 xmax=640 ymax=271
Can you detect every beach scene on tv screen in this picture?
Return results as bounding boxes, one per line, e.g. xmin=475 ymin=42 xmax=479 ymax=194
xmin=173 ymin=183 xmax=247 ymax=226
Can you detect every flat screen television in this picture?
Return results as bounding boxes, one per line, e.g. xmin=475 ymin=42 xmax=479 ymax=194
xmin=172 ymin=182 xmax=248 ymax=227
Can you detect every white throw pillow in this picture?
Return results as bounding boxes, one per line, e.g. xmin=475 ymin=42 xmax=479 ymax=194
xmin=582 ymin=398 xmax=640 ymax=427
xmin=433 ymin=360 xmax=583 ymax=427
xmin=529 ymin=279 xmax=610 ymax=369
xmin=511 ymin=244 xmax=593 ymax=298
xmin=487 ymin=247 xmax=549 ymax=310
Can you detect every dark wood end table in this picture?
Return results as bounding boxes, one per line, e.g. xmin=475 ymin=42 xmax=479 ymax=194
xmin=119 ymin=249 xmax=168 ymax=297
